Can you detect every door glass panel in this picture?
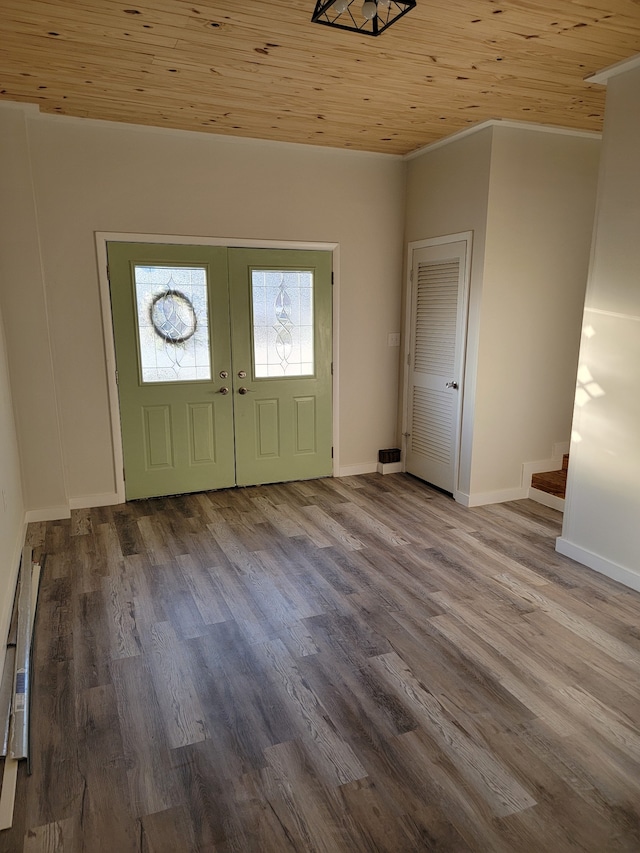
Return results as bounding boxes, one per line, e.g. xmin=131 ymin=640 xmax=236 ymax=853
xmin=251 ymin=269 xmax=314 ymax=377
xmin=134 ymin=265 xmax=212 ymax=383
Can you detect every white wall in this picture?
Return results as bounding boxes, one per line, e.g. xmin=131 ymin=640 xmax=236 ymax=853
xmin=475 ymin=126 xmax=600 ymax=496
xmin=404 ymin=123 xmax=600 ymax=504
xmin=0 ymin=106 xmax=68 ymax=519
xmin=558 ymin=64 xmax=640 ymax=592
xmin=0 ymin=100 xmax=611 ymax=543
xmin=0 ymin=299 xmax=25 ymax=648
xmin=0 ymin=105 xmax=406 ymax=511
xmin=405 ymin=127 xmax=494 ymax=495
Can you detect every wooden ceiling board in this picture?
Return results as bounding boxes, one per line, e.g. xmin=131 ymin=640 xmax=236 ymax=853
xmin=1 ymin=0 xmax=639 ymax=154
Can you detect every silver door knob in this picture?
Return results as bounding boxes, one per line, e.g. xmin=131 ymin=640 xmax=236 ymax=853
xmin=238 ymin=387 xmax=253 ymax=395
xmin=219 ymin=386 xmax=229 ymax=395
xmin=446 ymin=381 xmax=459 ymax=389
xmin=219 ymin=370 xmax=228 ymax=379
xmin=238 ymin=370 xmax=247 ymax=378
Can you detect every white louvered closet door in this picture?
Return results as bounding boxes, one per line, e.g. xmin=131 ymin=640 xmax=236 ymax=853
xmin=405 ymin=239 xmax=469 ymax=493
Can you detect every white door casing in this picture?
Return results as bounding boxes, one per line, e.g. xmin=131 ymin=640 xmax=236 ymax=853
xmin=95 ymin=232 xmax=339 ymax=504
xmin=402 ymin=233 xmax=472 ymax=494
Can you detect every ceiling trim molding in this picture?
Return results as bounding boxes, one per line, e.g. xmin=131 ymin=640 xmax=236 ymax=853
xmin=404 ymin=119 xmax=602 ymax=161
xmin=586 ymin=52 xmax=640 ymax=85
xmin=0 ymin=100 xmax=40 ymax=116
xmin=0 ymin=100 xmax=402 ymax=161
xmin=0 ymin=102 xmax=603 ymax=161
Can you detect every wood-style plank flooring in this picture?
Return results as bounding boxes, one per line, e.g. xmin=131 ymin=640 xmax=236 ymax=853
xmin=2 ymin=473 xmax=640 ymax=851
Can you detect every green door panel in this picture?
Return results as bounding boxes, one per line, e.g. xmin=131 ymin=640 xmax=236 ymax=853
xmin=228 ymin=248 xmax=333 ymax=486
xmin=107 ymin=242 xmax=236 ymax=500
xmin=108 ymin=243 xmax=333 ymax=498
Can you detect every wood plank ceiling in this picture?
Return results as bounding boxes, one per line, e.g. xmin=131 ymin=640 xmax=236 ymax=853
xmin=1 ymin=0 xmax=640 ymax=155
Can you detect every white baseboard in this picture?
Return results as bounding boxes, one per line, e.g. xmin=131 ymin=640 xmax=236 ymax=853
xmin=0 ymin=524 xmax=36 ymax=830
xmin=455 ymin=486 xmax=528 ymax=507
xmin=24 ymin=492 xmax=122 ymax=523
xmin=25 ymin=505 xmax=71 ymax=523
xmin=376 ymin=461 xmax=403 ymax=475
xmin=456 ymin=442 xmax=570 ymax=509
xmin=337 ymin=462 xmax=378 ymax=477
xmin=556 ymin=537 xmax=640 ymax=594
xmin=0 ymin=756 xmax=18 ymax=830
xmin=0 ymin=515 xmax=28 ymax=831
xmin=529 ymin=488 xmax=565 ymax=512
xmin=0 ymin=520 xmax=27 ymax=682
xmin=69 ymin=491 xmax=122 ymax=510
xmin=521 ymin=442 xmax=569 ymax=490
xmin=522 ymin=456 xmax=562 ymax=481
xmin=522 ymin=452 xmax=565 ymax=484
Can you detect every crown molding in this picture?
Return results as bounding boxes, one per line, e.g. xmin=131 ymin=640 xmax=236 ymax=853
xmin=404 ymin=118 xmax=601 ymax=161
xmin=586 ymin=53 xmax=640 ymax=85
xmin=0 ymin=99 xmax=401 ymax=161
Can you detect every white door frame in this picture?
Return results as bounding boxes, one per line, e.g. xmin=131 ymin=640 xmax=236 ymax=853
xmin=96 ymin=232 xmax=340 ymax=503
xmin=401 ymin=231 xmax=472 ymax=501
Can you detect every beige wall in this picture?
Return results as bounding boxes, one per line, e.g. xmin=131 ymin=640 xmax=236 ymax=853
xmin=405 ymin=127 xmax=493 ymax=495
xmin=404 ymin=123 xmax=600 ymax=503
xmin=0 ymin=301 xmax=24 ymax=648
xmin=0 ymin=105 xmax=405 ymax=511
xmin=0 ymin=106 xmax=601 ymax=516
xmin=475 ymin=126 xmax=600 ymax=495
xmin=558 ymin=64 xmax=640 ymax=591
xmin=0 ymin=107 xmax=68 ymax=517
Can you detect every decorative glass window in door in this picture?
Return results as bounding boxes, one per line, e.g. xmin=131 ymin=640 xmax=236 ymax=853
xmin=134 ymin=265 xmax=211 ymax=382
xmin=251 ymin=269 xmax=314 ymax=377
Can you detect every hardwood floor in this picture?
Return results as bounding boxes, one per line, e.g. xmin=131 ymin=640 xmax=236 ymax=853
xmin=2 ymin=473 xmax=640 ymax=851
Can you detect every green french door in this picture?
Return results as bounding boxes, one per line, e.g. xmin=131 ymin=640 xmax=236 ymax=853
xmin=107 ymin=242 xmax=333 ymax=500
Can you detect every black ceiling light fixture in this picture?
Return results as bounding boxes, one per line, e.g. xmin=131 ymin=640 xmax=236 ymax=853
xmin=311 ymin=0 xmax=416 ymax=36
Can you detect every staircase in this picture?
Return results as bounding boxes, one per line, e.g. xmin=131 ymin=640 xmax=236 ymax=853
xmin=529 ymin=454 xmax=568 ymax=511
